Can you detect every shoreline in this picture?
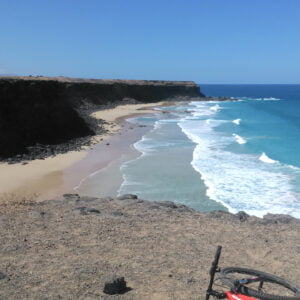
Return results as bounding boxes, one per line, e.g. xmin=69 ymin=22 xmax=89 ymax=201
xmin=62 ymin=119 xmax=151 ymax=199
xmin=0 ymin=101 xmax=170 ymax=202
xmin=2 ymin=97 xmax=299 ymax=220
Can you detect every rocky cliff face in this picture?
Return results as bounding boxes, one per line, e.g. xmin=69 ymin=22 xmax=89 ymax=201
xmin=0 ymin=76 xmax=204 ymax=159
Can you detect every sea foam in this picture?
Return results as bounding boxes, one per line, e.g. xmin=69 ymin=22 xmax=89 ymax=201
xmin=119 ymin=98 xmax=300 ymax=219
xmin=178 ymin=101 xmax=300 ymax=218
xmin=259 ymin=152 xmax=278 ymax=164
xmin=210 ymin=104 xmax=221 ymax=112
xmin=232 ymin=133 xmax=247 ymax=144
xmin=232 ymin=118 xmax=241 ymax=125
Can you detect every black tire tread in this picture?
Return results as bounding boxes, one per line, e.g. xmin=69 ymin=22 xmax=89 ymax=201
xmin=219 ymin=267 xmax=300 ymax=300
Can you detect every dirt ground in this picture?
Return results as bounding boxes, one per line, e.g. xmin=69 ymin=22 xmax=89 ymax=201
xmin=0 ymin=195 xmax=299 ymax=299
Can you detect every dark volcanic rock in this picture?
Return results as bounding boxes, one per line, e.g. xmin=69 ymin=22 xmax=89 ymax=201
xmin=207 ymin=210 xmax=250 ymax=223
xmin=154 ymin=201 xmax=178 ymax=209
xmin=0 ymin=79 xmax=93 ymax=159
xmin=75 ymin=206 xmax=100 ymax=215
xmin=0 ymin=76 xmax=204 ymax=161
xmin=63 ymin=193 xmax=80 ymax=200
xmin=117 ymin=194 xmax=138 ymax=200
xmin=86 ymin=208 xmax=101 ymax=214
xmin=236 ymin=211 xmax=249 ymax=222
xmin=262 ymin=213 xmax=300 ymax=224
xmin=103 ymin=277 xmax=128 ymax=295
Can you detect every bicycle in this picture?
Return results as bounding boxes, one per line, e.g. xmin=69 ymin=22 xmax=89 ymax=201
xmin=206 ymin=246 xmax=300 ymax=300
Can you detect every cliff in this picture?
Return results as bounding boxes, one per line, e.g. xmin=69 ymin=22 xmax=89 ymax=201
xmin=0 ymin=76 xmax=204 ymax=159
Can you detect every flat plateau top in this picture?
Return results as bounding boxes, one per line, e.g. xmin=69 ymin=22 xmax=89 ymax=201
xmin=0 ymin=76 xmax=198 ymax=87
xmin=0 ymin=196 xmax=299 ymax=299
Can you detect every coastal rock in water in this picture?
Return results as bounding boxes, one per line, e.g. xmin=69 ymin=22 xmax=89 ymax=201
xmin=117 ymin=194 xmax=138 ymax=200
xmin=103 ymin=277 xmax=128 ymax=295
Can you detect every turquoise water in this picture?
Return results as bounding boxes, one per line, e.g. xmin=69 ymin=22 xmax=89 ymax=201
xmin=118 ymin=85 xmax=300 ymax=218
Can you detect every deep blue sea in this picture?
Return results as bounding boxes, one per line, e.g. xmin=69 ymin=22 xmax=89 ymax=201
xmin=117 ymin=85 xmax=300 ymax=218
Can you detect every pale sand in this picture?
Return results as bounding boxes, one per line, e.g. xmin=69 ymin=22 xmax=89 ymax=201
xmin=0 ymin=101 xmax=168 ymax=201
xmin=91 ymin=102 xmax=166 ymax=133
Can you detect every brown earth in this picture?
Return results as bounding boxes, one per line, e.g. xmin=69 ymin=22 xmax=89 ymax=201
xmin=0 ymin=195 xmax=299 ymax=299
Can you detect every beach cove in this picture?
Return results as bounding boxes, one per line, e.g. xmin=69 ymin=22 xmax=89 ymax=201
xmin=1 ymin=78 xmax=300 ymax=299
xmin=0 ymin=101 xmax=174 ymax=201
xmin=1 ymin=80 xmax=300 ymax=221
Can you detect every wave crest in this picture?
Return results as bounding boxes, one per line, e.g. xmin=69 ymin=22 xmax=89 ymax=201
xmin=232 ymin=118 xmax=241 ymax=125
xmin=232 ymin=134 xmax=247 ymax=144
xmin=259 ymin=152 xmax=278 ymax=164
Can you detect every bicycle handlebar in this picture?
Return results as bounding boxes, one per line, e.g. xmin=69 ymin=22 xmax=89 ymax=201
xmin=206 ymin=246 xmax=222 ymax=300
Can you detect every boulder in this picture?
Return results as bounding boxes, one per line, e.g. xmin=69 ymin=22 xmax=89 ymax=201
xmin=236 ymin=211 xmax=249 ymax=222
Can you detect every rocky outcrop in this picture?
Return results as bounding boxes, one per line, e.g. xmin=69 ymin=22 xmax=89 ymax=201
xmin=0 ymin=76 xmax=204 ymax=159
xmin=0 ymin=79 xmax=93 ymax=159
xmin=0 ymin=195 xmax=299 ymax=299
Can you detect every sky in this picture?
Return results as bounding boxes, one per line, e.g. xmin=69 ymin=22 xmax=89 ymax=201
xmin=0 ymin=0 xmax=300 ymax=83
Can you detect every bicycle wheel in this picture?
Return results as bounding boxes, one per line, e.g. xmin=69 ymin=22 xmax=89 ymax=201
xmin=219 ymin=267 xmax=300 ymax=300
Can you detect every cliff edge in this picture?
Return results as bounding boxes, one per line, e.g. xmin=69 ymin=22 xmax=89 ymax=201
xmin=0 ymin=76 xmax=204 ymax=159
xmin=0 ymin=195 xmax=299 ymax=299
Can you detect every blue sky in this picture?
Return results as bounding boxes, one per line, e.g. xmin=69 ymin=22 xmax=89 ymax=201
xmin=0 ymin=0 xmax=300 ymax=83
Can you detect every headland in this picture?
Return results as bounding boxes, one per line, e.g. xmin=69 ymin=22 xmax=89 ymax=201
xmin=0 ymin=76 xmax=205 ymax=200
xmin=1 ymin=76 xmax=298 ymax=299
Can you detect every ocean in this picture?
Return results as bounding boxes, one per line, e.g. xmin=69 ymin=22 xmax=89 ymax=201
xmin=118 ymin=84 xmax=300 ymax=218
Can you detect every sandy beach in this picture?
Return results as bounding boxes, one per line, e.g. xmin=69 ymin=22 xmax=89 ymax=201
xmin=0 ymin=102 xmax=168 ymax=203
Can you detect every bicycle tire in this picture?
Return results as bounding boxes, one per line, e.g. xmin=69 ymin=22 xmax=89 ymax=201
xmin=219 ymin=267 xmax=300 ymax=300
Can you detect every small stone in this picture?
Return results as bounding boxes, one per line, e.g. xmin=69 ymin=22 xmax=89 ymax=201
xmin=75 ymin=207 xmax=100 ymax=215
xmin=86 ymin=208 xmax=100 ymax=214
xmin=103 ymin=277 xmax=127 ymax=295
xmin=117 ymin=194 xmax=138 ymax=200
xmin=63 ymin=193 xmax=80 ymax=200
xmin=112 ymin=211 xmax=124 ymax=216
xmin=155 ymin=201 xmax=178 ymax=209
xmin=0 ymin=272 xmax=6 ymax=280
